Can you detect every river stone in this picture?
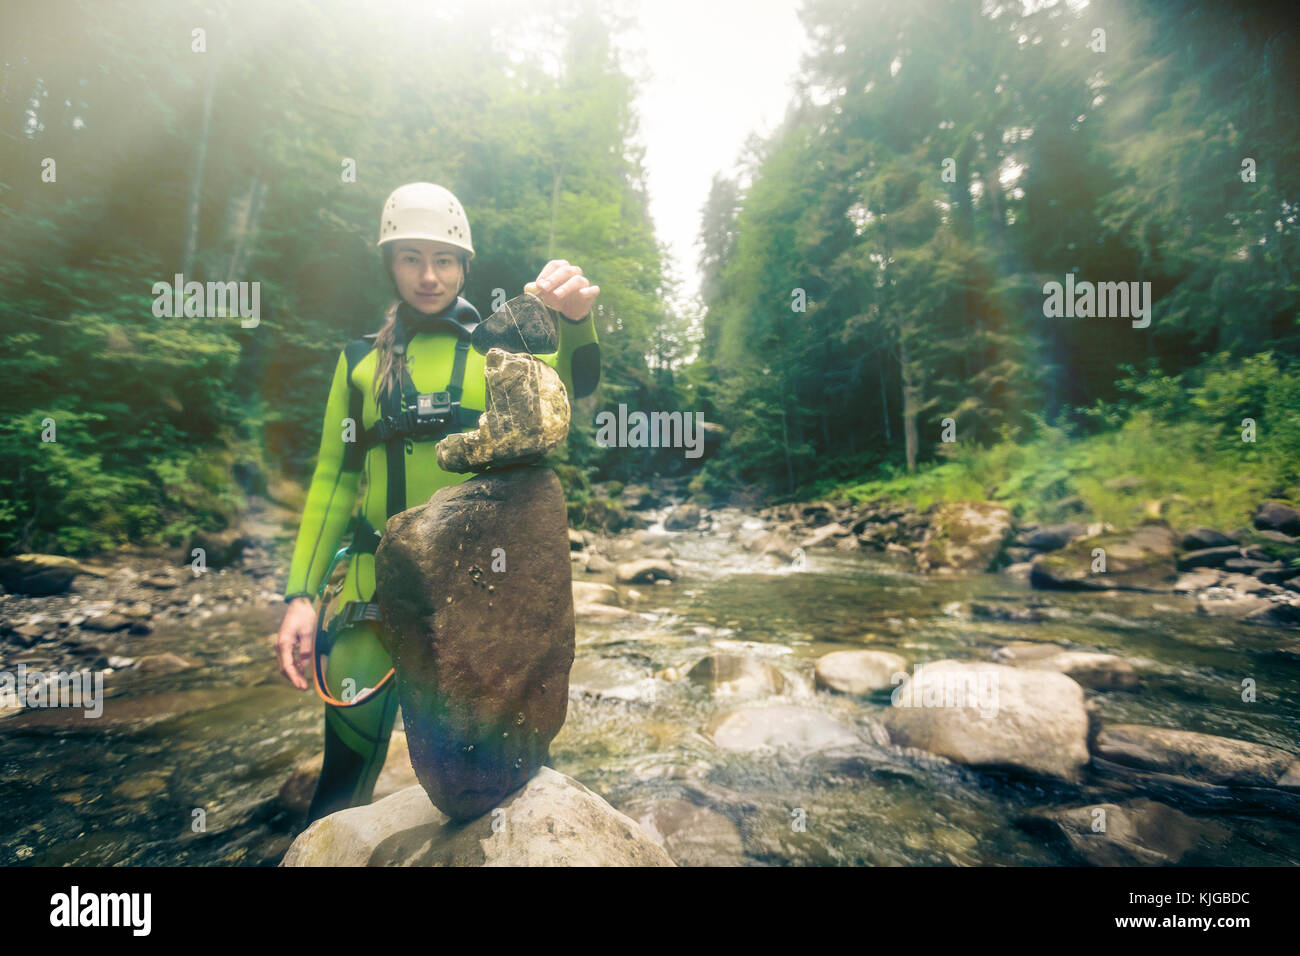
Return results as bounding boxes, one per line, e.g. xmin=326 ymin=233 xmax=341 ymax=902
xmin=374 ymin=467 xmax=574 ymax=821
xmin=1030 ymin=523 xmax=1177 ymax=592
xmin=1254 ymin=500 xmax=1300 ymax=536
xmin=664 ymin=504 xmax=701 ymax=531
xmin=1020 ymin=523 xmax=1086 ymax=552
xmin=1176 ymin=546 xmax=1244 ymax=571
xmin=1181 ymin=527 xmax=1235 ymax=550
xmin=705 ymin=704 xmax=859 ymax=753
xmin=436 ymin=349 xmax=570 ymax=474
xmin=881 ymin=660 xmax=1090 ymax=782
xmin=916 ymin=501 xmax=1013 ymax=573
xmin=619 ymin=797 xmax=745 ymax=867
xmin=1092 ymin=724 xmax=1297 ymax=788
xmin=814 ymin=650 xmax=908 ymax=695
xmin=687 ymin=653 xmax=787 ymax=698
xmin=568 ymin=657 xmax=656 ymax=702
xmin=615 ymin=558 xmax=676 ymax=584
xmin=471 ymin=292 xmax=558 ymax=355
xmin=281 ymin=770 xmax=673 ymax=866
xmin=1000 ymin=649 xmax=1139 ymax=690
xmin=0 ymin=554 xmax=98 ymax=596
xmin=1018 ymin=799 xmax=1224 ymax=866
xmin=572 ymin=581 xmax=620 ymax=607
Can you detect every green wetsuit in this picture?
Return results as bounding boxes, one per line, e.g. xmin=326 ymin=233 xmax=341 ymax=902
xmin=284 ymin=296 xmax=599 ymax=822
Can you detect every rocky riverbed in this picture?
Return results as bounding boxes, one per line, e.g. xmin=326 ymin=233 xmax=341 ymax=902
xmin=2 ymin=485 xmax=1299 ymax=865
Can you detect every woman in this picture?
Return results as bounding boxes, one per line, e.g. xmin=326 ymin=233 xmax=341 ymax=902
xmin=275 ymin=182 xmax=601 ymax=823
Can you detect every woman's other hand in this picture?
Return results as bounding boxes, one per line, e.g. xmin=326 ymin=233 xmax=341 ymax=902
xmin=276 ymin=597 xmax=317 ymax=690
xmin=528 ymin=260 xmax=600 ymax=321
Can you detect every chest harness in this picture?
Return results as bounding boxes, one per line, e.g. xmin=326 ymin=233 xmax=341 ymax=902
xmin=314 ymin=299 xmax=482 ymax=708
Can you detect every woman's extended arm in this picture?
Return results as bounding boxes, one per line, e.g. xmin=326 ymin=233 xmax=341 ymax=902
xmin=277 ymin=349 xmax=362 ymax=689
xmin=283 ymin=349 xmax=364 ymax=600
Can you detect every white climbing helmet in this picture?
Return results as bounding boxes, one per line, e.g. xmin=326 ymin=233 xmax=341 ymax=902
xmin=377 ymin=182 xmax=474 ymax=259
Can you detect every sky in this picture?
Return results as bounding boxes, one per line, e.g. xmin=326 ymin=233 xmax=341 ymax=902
xmin=612 ymin=0 xmax=813 ymax=310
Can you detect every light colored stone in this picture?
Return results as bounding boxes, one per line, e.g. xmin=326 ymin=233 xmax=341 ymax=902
xmin=814 ymin=650 xmax=908 ymax=695
xmin=881 ymin=660 xmax=1090 ymax=782
xmin=705 ymin=704 xmax=859 ymax=753
xmin=436 ymin=349 xmax=570 ymax=473
xmin=280 ymin=769 xmax=674 ymax=867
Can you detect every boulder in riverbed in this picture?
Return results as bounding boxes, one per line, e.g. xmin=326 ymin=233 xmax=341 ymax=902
xmin=1031 ymin=522 xmax=1177 ymax=592
xmin=881 ymin=660 xmax=1090 ymax=782
xmin=281 ymin=769 xmax=674 ymax=866
xmin=916 ymin=502 xmax=1013 ymax=573
xmin=687 ymin=653 xmax=787 ymax=699
xmin=1092 ymin=724 xmax=1298 ymax=789
xmin=814 ymin=650 xmax=908 ymax=695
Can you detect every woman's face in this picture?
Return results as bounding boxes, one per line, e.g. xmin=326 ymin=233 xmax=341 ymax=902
xmin=391 ymin=239 xmax=464 ymax=313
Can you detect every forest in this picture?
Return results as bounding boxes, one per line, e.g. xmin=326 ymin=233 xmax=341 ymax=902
xmin=1 ymin=0 xmax=1297 ymax=555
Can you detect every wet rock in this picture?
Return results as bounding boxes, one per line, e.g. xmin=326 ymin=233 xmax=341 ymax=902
xmin=881 ymin=660 xmax=1090 ymax=782
xmin=136 ymin=653 xmax=197 ymax=675
xmin=916 ymin=502 xmax=1013 ymax=574
xmin=705 ymin=704 xmax=859 ymax=753
xmin=1173 ymin=568 xmax=1223 ymax=592
xmin=5 ymin=623 xmax=46 ymax=647
xmin=1176 ymin=546 xmax=1244 ymax=571
xmin=471 ymin=291 xmax=558 ymax=355
xmin=1243 ymin=600 xmax=1300 ymax=628
xmin=82 ymin=613 xmax=130 ymax=633
xmin=1092 ymin=724 xmax=1297 ymax=789
xmin=436 ymin=349 xmax=570 ymax=473
xmin=969 ymin=602 xmax=1047 ymax=623
xmin=664 ymin=504 xmax=702 ymax=531
xmin=615 ymin=559 xmax=676 ymax=584
xmin=619 ymin=485 xmax=659 ymax=510
xmin=568 ymin=657 xmax=656 ymax=702
xmin=814 ymin=650 xmax=907 ymax=695
xmin=1001 ymin=562 xmax=1034 ymax=580
xmin=1019 ymin=523 xmax=1086 ymax=553
xmin=1018 ymin=799 xmax=1225 ymax=866
xmin=140 ymin=573 xmax=180 ymax=590
xmin=0 ymin=554 xmax=101 ymax=597
xmin=281 ymin=769 xmax=673 ymax=867
xmin=619 ymin=797 xmax=745 ymax=867
xmin=572 ymin=581 xmax=619 ymax=607
xmin=687 ymin=653 xmax=787 ymax=698
xmin=1196 ymin=593 xmax=1274 ymax=619
xmin=374 ymin=467 xmax=574 ymax=821
xmin=585 ymin=551 xmax=615 ymax=574
xmin=1031 ymin=523 xmax=1177 ymax=592
xmin=745 ymin=530 xmax=800 ymax=561
xmin=800 ymin=522 xmax=849 ymax=549
xmin=1224 ymin=558 xmax=1281 ymax=574
xmin=1181 ymin=527 xmax=1235 ymax=550
xmin=992 ymin=642 xmax=1068 ymax=664
xmin=568 ymin=528 xmax=586 ymax=551
xmin=186 ymin=528 xmax=250 ymax=569
xmin=999 ymin=648 xmax=1139 ymax=690
xmin=1254 ymin=500 xmax=1300 ymax=536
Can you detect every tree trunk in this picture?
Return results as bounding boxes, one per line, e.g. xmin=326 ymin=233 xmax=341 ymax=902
xmin=900 ymin=333 xmax=922 ymax=474
xmin=181 ymin=50 xmax=216 ymax=278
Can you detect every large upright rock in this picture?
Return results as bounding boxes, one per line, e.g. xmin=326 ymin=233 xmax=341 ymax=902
xmin=436 ymin=348 xmax=570 ymax=474
xmin=374 ymin=467 xmax=575 ymax=821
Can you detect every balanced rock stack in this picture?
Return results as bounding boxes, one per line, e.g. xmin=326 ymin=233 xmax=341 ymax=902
xmin=374 ymin=293 xmax=575 ymax=821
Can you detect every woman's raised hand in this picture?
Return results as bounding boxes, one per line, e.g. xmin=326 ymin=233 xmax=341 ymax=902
xmin=527 ymin=260 xmax=599 ymax=321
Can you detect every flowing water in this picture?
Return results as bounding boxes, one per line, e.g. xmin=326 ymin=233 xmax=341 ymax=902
xmin=3 ymin=510 xmax=1298 ymax=865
